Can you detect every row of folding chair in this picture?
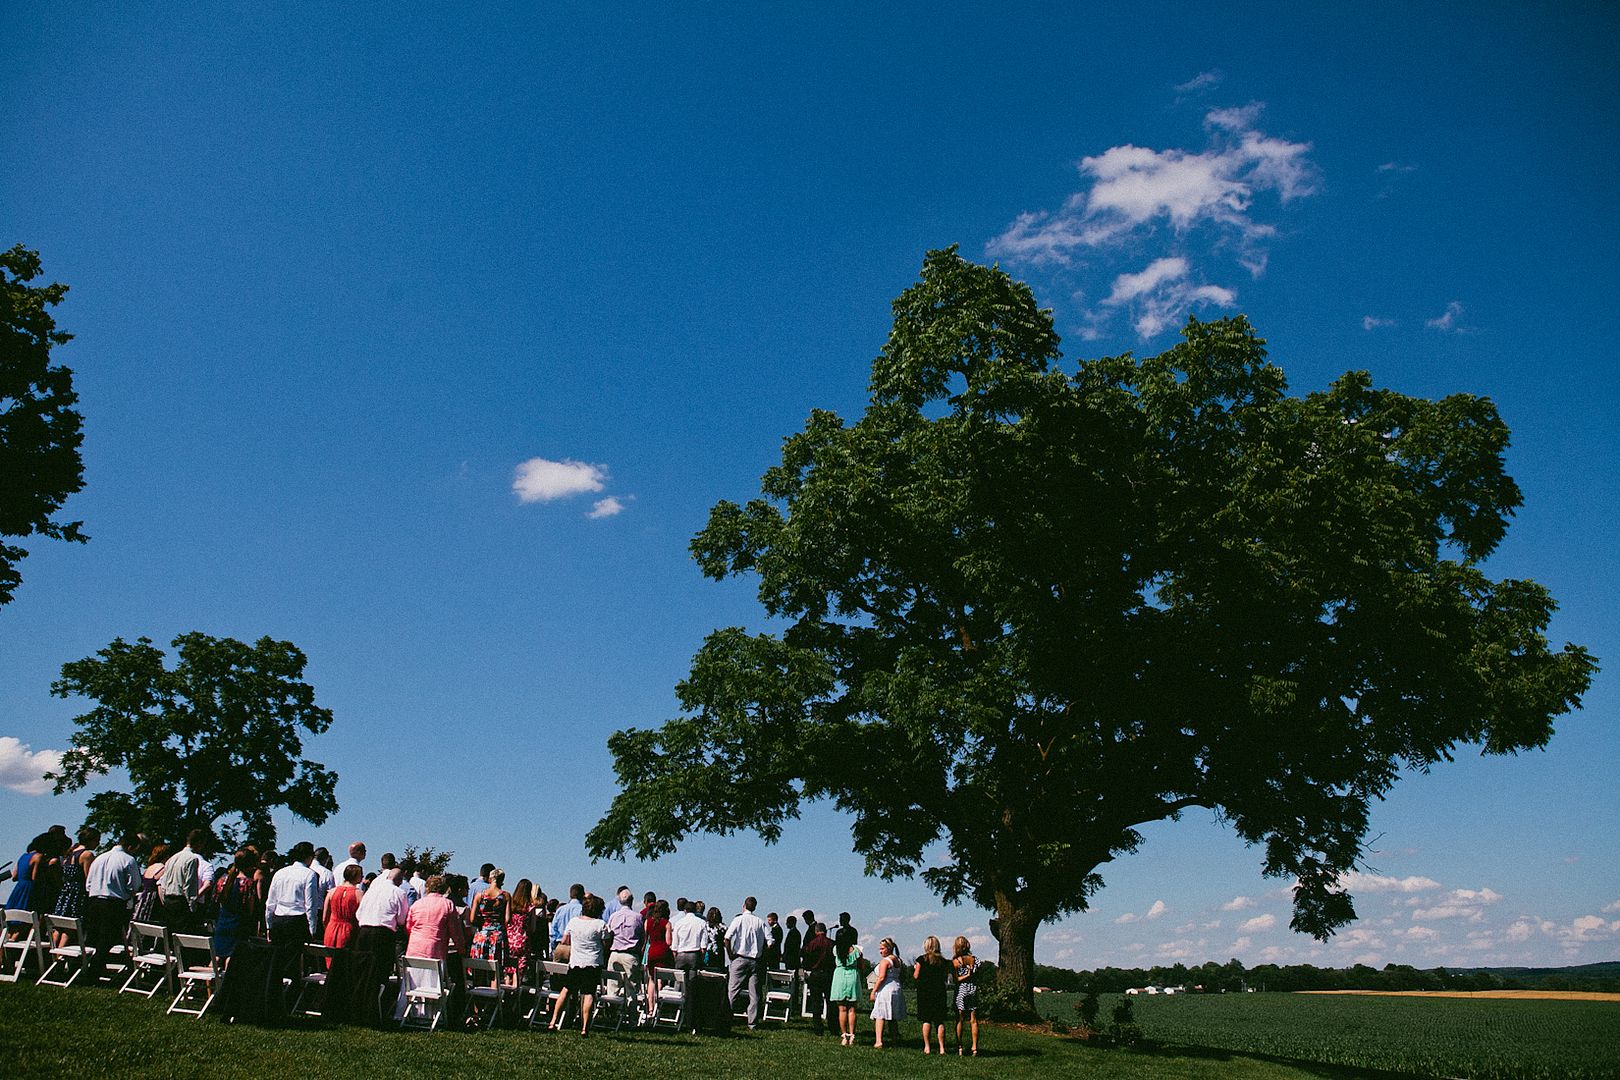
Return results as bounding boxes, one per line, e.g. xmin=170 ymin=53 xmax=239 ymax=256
xmin=1 ymin=909 xmax=219 ymax=1018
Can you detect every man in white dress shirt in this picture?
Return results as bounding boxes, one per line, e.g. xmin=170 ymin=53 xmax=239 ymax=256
xmin=333 ymin=841 xmax=367 ymax=892
xmin=354 ymin=865 xmax=409 ymax=1020
xmin=82 ymin=831 xmax=144 ymax=983
xmin=265 ymin=841 xmax=321 ymax=1010
xmin=669 ymin=897 xmax=708 ymax=1033
xmin=726 ymin=896 xmax=769 ymax=1029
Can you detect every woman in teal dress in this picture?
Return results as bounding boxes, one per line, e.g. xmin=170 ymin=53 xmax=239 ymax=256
xmin=829 ymin=938 xmax=864 ymax=1045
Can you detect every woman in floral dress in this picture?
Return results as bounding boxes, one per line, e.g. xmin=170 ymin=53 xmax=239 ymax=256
xmin=467 ymin=868 xmax=510 ymax=987
xmin=504 ymin=877 xmax=534 ymax=985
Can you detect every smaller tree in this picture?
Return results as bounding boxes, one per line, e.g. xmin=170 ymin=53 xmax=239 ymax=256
xmin=400 ymin=844 xmax=453 ymax=878
xmin=49 ymin=632 xmax=338 ymax=850
xmin=1 ymin=245 xmax=87 ymax=606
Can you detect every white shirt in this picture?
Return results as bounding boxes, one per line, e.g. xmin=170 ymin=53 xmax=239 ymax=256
xmin=726 ymin=909 xmax=768 ymax=960
xmin=355 ymin=876 xmax=409 ymax=930
xmin=85 ymin=845 xmax=142 ymax=901
xmin=670 ymin=910 xmax=708 ymax=953
xmin=266 ymin=862 xmax=321 ymax=935
xmin=334 ymin=857 xmax=364 ymax=888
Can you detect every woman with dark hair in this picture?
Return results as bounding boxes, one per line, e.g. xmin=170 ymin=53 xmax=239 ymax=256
xmin=4 ymin=843 xmax=40 ymax=938
xmin=550 ymin=892 xmax=610 ymax=1035
xmin=952 ymin=935 xmax=980 ymax=1056
xmin=869 ymin=936 xmax=905 ymax=1048
xmin=322 ymin=863 xmax=364 ymax=951
xmin=701 ymin=905 xmax=726 ymax=971
xmin=642 ymin=898 xmax=672 ymax=1007
xmin=468 ymin=868 xmax=509 ymax=986
xmin=51 ymin=825 xmax=100 ymax=947
xmin=913 ymin=934 xmax=951 ymax=1054
xmin=212 ymin=850 xmax=259 ymax=962
xmin=829 ymin=931 xmax=864 ymax=1045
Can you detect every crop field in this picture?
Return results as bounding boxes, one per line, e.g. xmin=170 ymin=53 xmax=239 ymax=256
xmin=1034 ymin=991 xmax=1620 ymax=1079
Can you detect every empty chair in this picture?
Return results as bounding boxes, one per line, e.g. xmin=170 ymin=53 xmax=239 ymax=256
xmin=650 ymin=966 xmax=686 ymax=1030
xmin=397 ymin=955 xmax=452 ymax=1031
xmin=592 ymin=969 xmax=632 ymax=1033
xmin=1 ymin=909 xmax=48 ymax=984
xmin=291 ymin=943 xmax=337 ymax=1018
xmin=38 ymin=914 xmax=93 ymax=988
xmin=533 ymin=960 xmax=571 ymax=1029
xmin=463 ymin=956 xmax=515 ymax=1029
xmin=167 ymin=933 xmax=220 ymax=1018
xmin=763 ymin=969 xmax=796 ymax=1023
xmin=120 ymin=921 xmax=174 ymax=999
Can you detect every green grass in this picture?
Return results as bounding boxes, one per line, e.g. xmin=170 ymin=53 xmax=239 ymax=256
xmin=1034 ymin=991 xmax=1620 ymax=1080
xmin=1 ymin=980 xmax=1387 ymax=1080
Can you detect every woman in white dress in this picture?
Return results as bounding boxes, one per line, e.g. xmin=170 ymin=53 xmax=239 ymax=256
xmin=869 ymin=936 xmax=906 ymax=1048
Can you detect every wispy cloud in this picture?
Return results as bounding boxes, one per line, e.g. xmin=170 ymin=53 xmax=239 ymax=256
xmin=1425 ymin=300 xmax=1467 ymax=332
xmin=0 ymin=737 xmax=63 ymax=795
xmin=1362 ymin=315 xmax=1396 ymax=331
xmin=1221 ymin=896 xmax=1256 ymax=912
xmin=987 ymin=101 xmax=1315 ymax=340
xmin=1175 ymin=70 xmax=1224 ymax=95
xmin=513 ymin=457 xmax=608 ymax=503
xmin=1603 ymin=900 xmax=1620 ymax=914
xmin=1241 ymin=913 xmax=1277 ymax=932
xmin=1413 ymin=887 xmax=1502 ymax=922
xmin=587 ymin=496 xmax=626 ymax=520
xmin=874 ymin=911 xmax=939 ymax=928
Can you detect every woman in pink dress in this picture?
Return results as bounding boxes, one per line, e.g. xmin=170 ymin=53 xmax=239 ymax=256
xmin=321 ymin=863 xmax=363 ymax=950
xmin=504 ymin=878 xmax=535 ymax=985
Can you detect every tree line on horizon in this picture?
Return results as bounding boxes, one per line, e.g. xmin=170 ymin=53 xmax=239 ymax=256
xmin=1031 ymin=958 xmax=1620 ymax=995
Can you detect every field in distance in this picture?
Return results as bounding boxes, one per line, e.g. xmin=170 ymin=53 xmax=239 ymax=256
xmin=1035 ymin=990 xmax=1620 ymax=1080
xmin=1300 ymin=989 xmax=1620 ymax=1002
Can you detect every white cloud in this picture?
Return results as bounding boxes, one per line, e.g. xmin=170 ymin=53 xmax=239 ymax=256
xmin=1115 ymin=899 xmax=1168 ymax=924
xmin=1504 ymin=919 xmax=1538 ymax=943
xmin=1404 ymin=926 xmax=1438 ymax=941
xmin=512 ymin=457 xmax=608 ymax=503
xmin=1378 ymin=162 xmax=1418 ymax=174
xmin=1342 ymin=871 xmax=1441 ymax=894
xmin=1222 ymin=896 xmax=1255 ymax=912
xmin=1603 ymin=900 xmax=1620 ymax=914
xmin=0 ymin=737 xmax=63 ymax=795
xmin=1174 ymin=70 xmax=1223 ymax=95
xmin=1362 ymin=315 xmax=1396 ymax=331
xmin=1425 ymin=300 xmax=1466 ymax=332
xmin=987 ymin=104 xmax=1316 ymax=271
xmin=1412 ymin=890 xmax=1501 ymax=923
xmin=586 ymin=496 xmax=626 ymax=519
xmin=1101 ymin=257 xmax=1237 ymax=338
xmin=1231 ymin=936 xmax=1251 ymax=951
xmin=874 ymin=911 xmax=938 ymax=928
xmin=1240 ymin=913 xmax=1277 ymax=932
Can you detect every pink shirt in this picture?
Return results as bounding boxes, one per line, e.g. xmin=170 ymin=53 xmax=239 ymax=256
xmin=404 ymin=893 xmax=467 ymax=960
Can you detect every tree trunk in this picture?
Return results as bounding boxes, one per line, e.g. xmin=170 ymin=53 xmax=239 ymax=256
xmin=992 ymin=891 xmax=1043 ymax=1021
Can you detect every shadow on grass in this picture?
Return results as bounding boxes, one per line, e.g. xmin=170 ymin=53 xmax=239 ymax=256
xmin=1127 ymin=1040 xmax=1416 ymax=1080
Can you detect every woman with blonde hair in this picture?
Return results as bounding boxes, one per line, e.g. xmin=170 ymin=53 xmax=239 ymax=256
xmin=952 ymin=935 xmax=980 ymax=1055
xmin=913 ymin=934 xmax=951 ymax=1053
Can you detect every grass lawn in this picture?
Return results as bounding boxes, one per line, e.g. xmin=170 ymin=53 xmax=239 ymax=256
xmin=0 ymin=980 xmax=1386 ymax=1080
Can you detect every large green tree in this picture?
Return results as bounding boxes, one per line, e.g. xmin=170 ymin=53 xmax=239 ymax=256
xmin=587 ymin=248 xmax=1594 ymax=1013
xmin=0 ymin=245 xmax=87 ymax=607
xmin=49 ymin=632 xmax=338 ymax=850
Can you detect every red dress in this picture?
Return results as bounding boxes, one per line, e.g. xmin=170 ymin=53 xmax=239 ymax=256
xmin=645 ymin=915 xmax=672 ymax=968
xmin=322 ymin=883 xmax=360 ymax=950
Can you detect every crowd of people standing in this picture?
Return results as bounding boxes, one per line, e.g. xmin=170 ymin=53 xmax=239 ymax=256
xmin=5 ymin=822 xmax=983 ymax=1052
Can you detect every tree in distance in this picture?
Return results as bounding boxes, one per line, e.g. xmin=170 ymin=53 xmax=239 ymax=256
xmin=587 ymin=248 xmax=1595 ymax=1015
xmin=49 ymin=632 xmax=338 ymax=851
xmin=0 ymin=245 xmax=87 ymax=607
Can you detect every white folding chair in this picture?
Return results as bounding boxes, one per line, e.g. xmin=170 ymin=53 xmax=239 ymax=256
xmin=592 ymin=969 xmax=632 ymax=1033
xmin=120 ymin=921 xmax=174 ymax=998
xmin=167 ymin=933 xmax=220 ymax=1018
xmin=463 ymin=956 xmax=515 ymax=1029
xmin=763 ymin=968 xmax=796 ymax=1023
xmin=2 ymin=909 xmax=48 ymax=983
xmin=650 ymin=965 xmax=686 ymax=1029
xmin=397 ymin=955 xmax=451 ymax=1031
xmin=38 ymin=914 xmax=93 ymax=988
xmin=533 ymin=960 xmax=571 ymax=1029
xmin=291 ymin=943 xmax=336 ymax=1018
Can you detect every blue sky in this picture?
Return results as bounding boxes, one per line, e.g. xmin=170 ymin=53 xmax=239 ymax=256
xmin=2 ymin=3 xmax=1615 ymax=972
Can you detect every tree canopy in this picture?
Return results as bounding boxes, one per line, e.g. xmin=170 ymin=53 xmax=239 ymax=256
xmin=0 ymin=244 xmax=86 ymax=607
xmin=587 ymin=248 xmax=1595 ymax=1011
xmin=49 ymin=632 xmax=338 ymax=850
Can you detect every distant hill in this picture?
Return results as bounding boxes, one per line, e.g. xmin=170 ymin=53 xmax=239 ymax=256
xmin=1453 ymin=962 xmax=1620 ymax=985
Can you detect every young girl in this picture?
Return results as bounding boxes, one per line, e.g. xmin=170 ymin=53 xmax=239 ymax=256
xmin=913 ymin=934 xmax=951 ymax=1054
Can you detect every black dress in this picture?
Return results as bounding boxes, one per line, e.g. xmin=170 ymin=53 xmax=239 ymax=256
xmin=915 ymin=956 xmax=952 ymax=1024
